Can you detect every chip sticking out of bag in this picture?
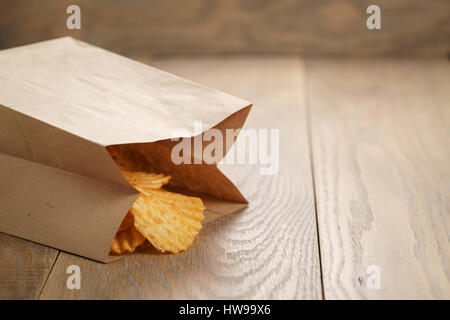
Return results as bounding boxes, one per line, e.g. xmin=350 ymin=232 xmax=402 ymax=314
xmin=110 ymin=225 xmax=146 ymax=255
xmin=110 ymin=170 xmax=205 ymax=255
xmin=131 ymin=189 xmax=205 ymax=253
xmin=122 ymin=170 xmax=171 ymax=192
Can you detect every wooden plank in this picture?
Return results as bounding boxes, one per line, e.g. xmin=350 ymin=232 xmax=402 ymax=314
xmin=0 ymin=232 xmax=58 ymax=299
xmin=307 ymin=59 xmax=450 ymax=299
xmin=1 ymin=0 xmax=449 ymax=56
xmin=39 ymin=57 xmax=322 ymax=299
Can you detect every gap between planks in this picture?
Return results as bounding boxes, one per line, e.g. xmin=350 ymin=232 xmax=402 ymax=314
xmin=303 ymin=60 xmax=326 ymax=300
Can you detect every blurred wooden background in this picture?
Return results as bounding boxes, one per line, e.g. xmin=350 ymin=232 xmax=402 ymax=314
xmin=1 ymin=0 xmax=449 ymax=56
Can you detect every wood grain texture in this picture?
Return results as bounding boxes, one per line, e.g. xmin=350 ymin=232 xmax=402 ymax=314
xmin=1 ymin=0 xmax=449 ymax=56
xmin=307 ymin=59 xmax=450 ymax=299
xmin=39 ymin=57 xmax=322 ymax=299
xmin=0 ymin=232 xmax=58 ymax=299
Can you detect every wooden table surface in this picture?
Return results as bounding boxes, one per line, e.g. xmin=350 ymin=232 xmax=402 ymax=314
xmin=0 ymin=56 xmax=448 ymax=299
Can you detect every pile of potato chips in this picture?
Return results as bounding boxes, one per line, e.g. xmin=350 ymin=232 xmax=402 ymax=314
xmin=108 ymin=149 xmax=205 ymax=255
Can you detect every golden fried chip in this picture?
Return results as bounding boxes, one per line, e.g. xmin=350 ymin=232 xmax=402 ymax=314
xmin=122 ymin=170 xmax=171 ymax=192
xmin=131 ymin=189 xmax=205 ymax=253
xmin=110 ymin=225 xmax=146 ymax=255
xmin=118 ymin=211 xmax=134 ymax=232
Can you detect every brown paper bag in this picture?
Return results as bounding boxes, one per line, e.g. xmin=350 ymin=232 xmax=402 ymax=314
xmin=0 ymin=37 xmax=252 ymax=262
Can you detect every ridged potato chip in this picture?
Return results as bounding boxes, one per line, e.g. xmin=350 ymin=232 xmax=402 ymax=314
xmin=108 ymin=164 xmax=205 ymax=255
xmin=110 ymin=225 xmax=146 ymax=255
xmin=122 ymin=170 xmax=171 ymax=192
xmin=131 ymin=189 xmax=205 ymax=253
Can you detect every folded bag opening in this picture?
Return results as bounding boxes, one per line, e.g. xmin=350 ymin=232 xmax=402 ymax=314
xmin=105 ymin=106 xmax=251 ymax=258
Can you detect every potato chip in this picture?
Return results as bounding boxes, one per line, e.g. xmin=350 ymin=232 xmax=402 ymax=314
xmin=110 ymin=225 xmax=146 ymax=255
xmin=122 ymin=170 xmax=171 ymax=192
xmin=109 ymin=168 xmax=204 ymax=255
xmin=131 ymin=189 xmax=205 ymax=253
xmin=118 ymin=211 xmax=134 ymax=232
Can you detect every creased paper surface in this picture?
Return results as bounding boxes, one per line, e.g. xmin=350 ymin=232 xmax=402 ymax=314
xmin=0 ymin=37 xmax=251 ymax=262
